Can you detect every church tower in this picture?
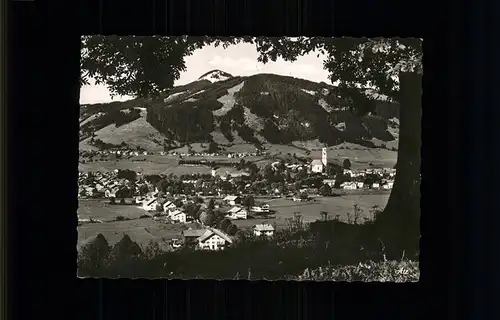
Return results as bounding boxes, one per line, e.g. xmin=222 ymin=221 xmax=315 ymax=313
xmin=321 ymin=147 xmax=328 ymax=167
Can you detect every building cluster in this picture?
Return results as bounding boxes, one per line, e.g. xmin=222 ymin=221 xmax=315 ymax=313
xmin=80 ymin=149 xmax=264 ymax=159
xmin=179 ymin=223 xmax=275 ymax=251
xmin=135 ymin=193 xmax=270 ymax=223
xmin=78 ymin=171 xmax=135 ymax=199
xmin=307 ymin=147 xmax=396 ymax=190
xmin=323 ymin=168 xmax=396 ymax=190
xmin=80 ymin=149 xmax=151 ymax=158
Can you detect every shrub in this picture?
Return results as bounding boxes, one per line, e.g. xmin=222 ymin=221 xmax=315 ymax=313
xmin=289 ymin=259 xmax=419 ymax=282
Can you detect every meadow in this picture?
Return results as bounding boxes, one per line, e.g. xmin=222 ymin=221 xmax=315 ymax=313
xmin=233 ymin=194 xmax=391 ymax=231
xmin=78 ymin=199 xmax=145 ymax=221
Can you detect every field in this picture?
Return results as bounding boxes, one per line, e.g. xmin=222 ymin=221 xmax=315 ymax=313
xmin=79 ymin=160 xmax=213 ymax=175
xmin=79 ymin=137 xmax=397 ymax=173
xmin=79 ymin=154 xmax=266 ymax=175
xmin=78 ymin=199 xmax=145 ymax=221
xmin=233 ymin=194 xmax=391 ymax=231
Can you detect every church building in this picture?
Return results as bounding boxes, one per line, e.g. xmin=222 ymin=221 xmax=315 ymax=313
xmin=310 ymin=148 xmax=328 ymax=173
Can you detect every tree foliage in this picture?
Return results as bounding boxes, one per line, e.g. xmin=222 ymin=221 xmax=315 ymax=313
xmin=78 ymin=233 xmax=110 ymax=274
xmin=343 ymin=159 xmax=352 ymax=169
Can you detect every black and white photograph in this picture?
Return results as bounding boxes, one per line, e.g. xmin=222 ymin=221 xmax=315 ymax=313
xmin=77 ymin=36 xmax=421 ymax=280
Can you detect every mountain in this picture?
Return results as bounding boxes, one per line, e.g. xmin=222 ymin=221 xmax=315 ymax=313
xmin=79 ymin=72 xmax=400 ymax=152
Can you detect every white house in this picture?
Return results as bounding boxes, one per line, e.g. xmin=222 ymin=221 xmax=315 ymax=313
xmin=341 ymin=182 xmax=357 ymax=190
xmin=167 ymin=208 xmax=181 ymax=218
xmin=105 ymin=188 xmax=118 ymax=198
xmin=382 ymin=181 xmax=394 ymax=189
xmin=323 ymin=179 xmax=336 ymax=187
xmin=170 ymin=211 xmax=187 ymax=223
xmin=197 ymin=228 xmax=233 ymax=251
xmin=310 ymin=147 xmax=327 ymax=173
xmin=343 ymin=169 xmax=353 ymax=177
xmin=162 ymin=201 xmax=177 ymax=213
xmin=371 ymin=183 xmax=380 ymax=189
xmin=310 ymin=159 xmax=324 ymax=173
xmin=223 ymin=195 xmax=240 ymax=206
xmin=142 ymin=197 xmax=159 ymax=211
xmin=253 ymin=224 xmax=275 ymax=237
xmin=135 ymin=196 xmax=145 ymax=204
xmin=227 ymin=206 xmax=248 ymax=220
xmin=356 ymin=182 xmax=365 ymax=189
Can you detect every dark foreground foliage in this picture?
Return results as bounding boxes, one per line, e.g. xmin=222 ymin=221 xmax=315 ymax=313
xmin=286 ymin=259 xmax=419 ymax=282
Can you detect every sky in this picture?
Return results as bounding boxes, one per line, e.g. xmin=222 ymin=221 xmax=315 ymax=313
xmin=79 ymin=42 xmax=330 ymax=104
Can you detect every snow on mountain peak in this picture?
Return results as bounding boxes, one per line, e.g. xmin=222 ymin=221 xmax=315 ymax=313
xmin=198 ymin=70 xmax=233 ymax=83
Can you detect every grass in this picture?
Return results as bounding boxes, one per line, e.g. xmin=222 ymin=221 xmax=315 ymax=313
xmin=78 ymin=200 xmax=145 ymax=221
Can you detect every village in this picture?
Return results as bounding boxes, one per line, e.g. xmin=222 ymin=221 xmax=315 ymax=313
xmin=78 ymin=147 xmax=396 ymax=252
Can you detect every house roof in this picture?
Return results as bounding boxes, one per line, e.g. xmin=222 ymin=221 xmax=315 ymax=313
xmin=254 ymin=224 xmax=275 ymax=231
xmin=310 ymin=159 xmax=323 ymax=166
xmin=228 ymin=206 xmax=242 ymax=213
xmin=198 ymin=228 xmax=233 ymax=243
xmin=224 ymin=195 xmax=239 ymax=201
xmin=145 ymin=198 xmax=157 ymax=206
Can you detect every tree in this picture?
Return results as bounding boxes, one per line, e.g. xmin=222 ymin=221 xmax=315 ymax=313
xmin=364 ymin=174 xmax=378 ymax=187
xmin=234 ymin=230 xmax=246 ymax=243
xmin=157 ymin=178 xmax=170 ymax=193
xmin=263 ymin=164 xmax=275 ymax=181
xmin=219 ymin=218 xmax=232 ymax=232
xmin=144 ymin=240 xmax=163 ymax=260
xmin=139 ymin=184 xmax=149 ymax=196
xmin=199 ymin=212 xmax=215 ymax=226
xmin=207 ymin=198 xmax=215 ymax=211
xmin=208 ymin=141 xmax=219 ymax=153
xmin=319 ymin=184 xmax=332 ymax=196
xmin=81 ymin=36 xmax=251 ymax=97
xmin=320 ymin=211 xmax=328 ymax=221
xmin=342 ymin=159 xmax=352 ymax=170
xmin=242 ymin=195 xmax=255 ymax=209
xmin=108 ymin=234 xmax=144 ymax=268
xmin=117 ymin=169 xmax=137 ymax=181
xmin=227 ymin=224 xmax=239 ymax=236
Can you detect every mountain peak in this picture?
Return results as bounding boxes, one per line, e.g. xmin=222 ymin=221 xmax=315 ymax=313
xmin=198 ymin=69 xmax=233 ymax=83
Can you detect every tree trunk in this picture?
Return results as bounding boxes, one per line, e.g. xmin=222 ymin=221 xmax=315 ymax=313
xmin=375 ymin=72 xmax=421 ymax=258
